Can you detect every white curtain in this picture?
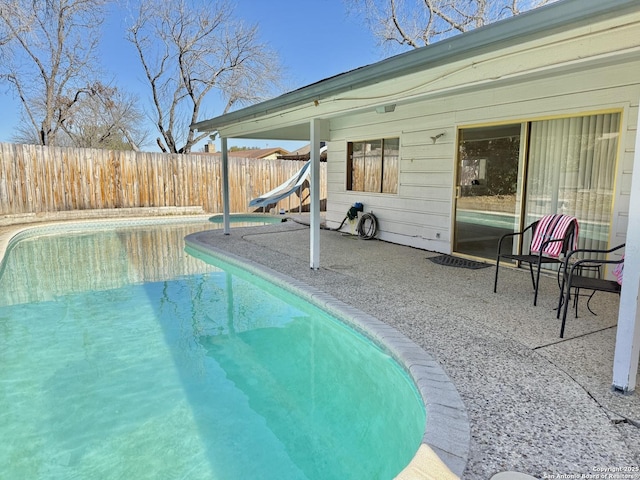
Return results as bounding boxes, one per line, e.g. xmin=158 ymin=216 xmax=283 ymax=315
xmin=525 ymin=113 xmax=620 ymax=252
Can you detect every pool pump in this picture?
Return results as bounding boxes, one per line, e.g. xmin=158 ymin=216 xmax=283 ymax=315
xmin=346 ymin=202 xmax=364 ymax=220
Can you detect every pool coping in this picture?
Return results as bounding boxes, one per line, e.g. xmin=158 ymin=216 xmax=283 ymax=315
xmin=186 ymin=230 xmax=471 ymax=479
xmin=0 ymin=215 xmax=470 ymax=479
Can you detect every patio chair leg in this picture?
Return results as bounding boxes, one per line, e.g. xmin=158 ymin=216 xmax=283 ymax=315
xmin=556 ymin=276 xmax=566 ymax=319
xmin=528 ymin=263 xmax=536 ymax=291
xmin=560 ymin=287 xmax=572 ymax=338
xmin=493 ymin=257 xmax=500 ymax=293
xmin=533 ymin=263 xmax=542 ymax=306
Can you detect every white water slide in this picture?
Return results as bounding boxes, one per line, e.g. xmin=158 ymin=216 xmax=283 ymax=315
xmin=249 ymin=161 xmax=310 ymax=209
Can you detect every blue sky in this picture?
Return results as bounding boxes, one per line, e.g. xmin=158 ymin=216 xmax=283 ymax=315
xmin=0 ymin=0 xmax=383 ymax=153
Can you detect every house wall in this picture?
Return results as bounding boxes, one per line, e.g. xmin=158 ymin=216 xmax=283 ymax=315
xmin=325 ymin=59 xmax=640 ymax=253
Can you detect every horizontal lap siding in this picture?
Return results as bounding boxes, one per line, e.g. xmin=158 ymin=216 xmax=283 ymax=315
xmin=0 ymin=145 xmax=326 ymax=216
xmin=613 ymin=98 xmax=639 ymax=245
xmin=329 ymin=105 xmax=457 ymax=250
xmin=326 ymin=60 xmax=640 ymax=253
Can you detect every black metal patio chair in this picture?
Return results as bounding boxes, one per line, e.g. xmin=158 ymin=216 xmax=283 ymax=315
xmin=556 ymin=243 xmax=625 ymax=338
xmin=494 ymin=214 xmax=578 ymax=306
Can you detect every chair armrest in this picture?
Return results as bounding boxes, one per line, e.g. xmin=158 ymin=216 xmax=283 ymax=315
xmin=532 ymin=236 xmax=567 ymax=260
xmin=497 ymin=222 xmax=536 ymax=255
xmin=538 ymin=236 xmax=564 ymax=252
xmin=565 ymin=243 xmax=625 ymax=263
xmin=563 ymin=243 xmax=625 ymax=278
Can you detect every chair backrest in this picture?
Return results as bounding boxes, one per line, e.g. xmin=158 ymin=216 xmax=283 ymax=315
xmin=529 ymin=214 xmax=579 ymax=258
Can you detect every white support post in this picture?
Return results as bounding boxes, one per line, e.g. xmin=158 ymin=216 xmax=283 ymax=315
xmin=221 ymin=137 xmax=231 ymax=235
xmin=309 ymin=119 xmax=322 ymax=270
xmin=612 ymin=103 xmax=640 ymax=393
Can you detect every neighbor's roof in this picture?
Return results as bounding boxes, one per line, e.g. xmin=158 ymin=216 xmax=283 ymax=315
xmin=192 ymin=0 xmax=640 ymax=138
xmin=226 ymin=147 xmax=289 ymax=159
xmin=278 ymin=144 xmax=328 ymax=162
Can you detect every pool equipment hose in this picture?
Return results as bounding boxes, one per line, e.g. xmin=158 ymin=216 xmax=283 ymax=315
xmin=356 ymin=212 xmax=377 ymax=240
xmin=331 ymin=203 xmax=378 ymax=239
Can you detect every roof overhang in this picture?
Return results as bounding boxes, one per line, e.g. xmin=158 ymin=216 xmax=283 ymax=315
xmin=192 ymin=0 xmax=640 ymax=141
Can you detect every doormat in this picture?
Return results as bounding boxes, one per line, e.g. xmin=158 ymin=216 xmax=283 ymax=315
xmin=427 ymin=254 xmax=492 ymax=269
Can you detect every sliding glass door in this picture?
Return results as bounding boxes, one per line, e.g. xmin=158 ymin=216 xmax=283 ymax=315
xmin=454 ymin=124 xmax=524 ymax=258
xmin=454 ymin=112 xmax=620 ymax=260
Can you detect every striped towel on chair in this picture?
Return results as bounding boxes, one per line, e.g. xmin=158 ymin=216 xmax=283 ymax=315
xmin=613 ymin=256 xmax=624 ymax=285
xmin=530 ymin=214 xmax=579 ymax=258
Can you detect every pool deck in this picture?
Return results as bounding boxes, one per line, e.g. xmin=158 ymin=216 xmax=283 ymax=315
xmin=1 ymin=211 xmax=639 ymax=479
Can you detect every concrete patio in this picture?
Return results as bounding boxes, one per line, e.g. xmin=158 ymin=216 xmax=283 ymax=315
xmin=189 ymin=215 xmax=640 ymax=480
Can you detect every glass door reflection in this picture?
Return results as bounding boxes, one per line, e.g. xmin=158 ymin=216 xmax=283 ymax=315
xmin=454 ymin=124 xmax=525 ymax=259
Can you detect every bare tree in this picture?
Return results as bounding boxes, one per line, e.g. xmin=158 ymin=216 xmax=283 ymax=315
xmin=0 ymin=0 xmax=29 ymax=49
xmin=0 ymin=0 xmax=110 ymax=146
xmin=347 ymin=0 xmax=560 ymax=51
xmin=0 ymin=2 xmax=14 ymax=48
xmin=58 ymin=83 xmax=150 ymax=151
xmin=126 ymin=0 xmax=281 ymax=154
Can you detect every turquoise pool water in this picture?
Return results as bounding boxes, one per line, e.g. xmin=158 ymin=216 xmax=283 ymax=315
xmin=0 ymin=222 xmax=425 ymax=479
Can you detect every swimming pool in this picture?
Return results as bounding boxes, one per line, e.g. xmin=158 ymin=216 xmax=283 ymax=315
xmin=0 ymin=221 xmax=426 ymax=479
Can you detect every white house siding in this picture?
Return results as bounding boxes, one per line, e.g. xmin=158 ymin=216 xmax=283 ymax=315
xmin=616 ymin=98 xmax=640 ymax=248
xmin=203 ymin=6 xmax=640 ymax=258
xmin=327 ymin=113 xmax=456 ymax=251
xmin=325 ymin=58 xmax=640 ymax=255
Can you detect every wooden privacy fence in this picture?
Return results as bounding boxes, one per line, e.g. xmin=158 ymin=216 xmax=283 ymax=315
xmin=0 ymin=143 xmax=326 ymax=216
